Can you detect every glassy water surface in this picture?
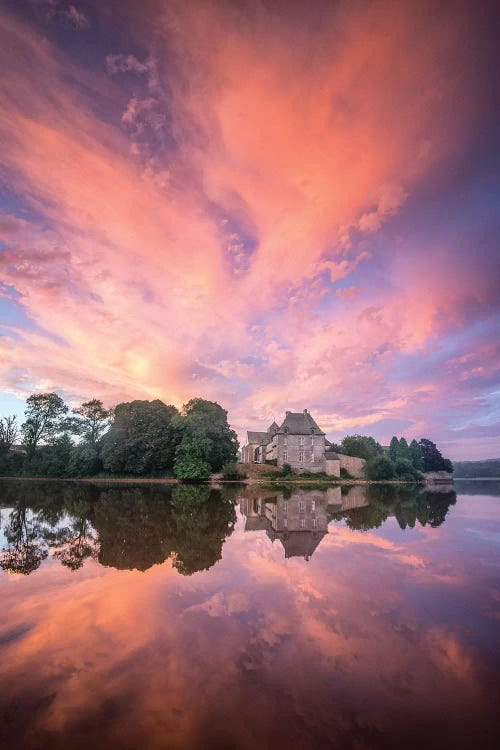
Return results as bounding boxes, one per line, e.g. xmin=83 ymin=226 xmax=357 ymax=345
xmin=0 ymin=479 xmax=499 ymax=749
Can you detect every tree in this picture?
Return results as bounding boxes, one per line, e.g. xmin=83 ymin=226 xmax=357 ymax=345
xmin=409 ymin=439 xmax=424 ymax=471
xmin=0 ymin=415 xmax=18 ymax=455
xmin=341 ymin=435 xmax=383 ymax=460
xmin=394 ymin=457 xmax=418 ymax=481
xmin=396 ymin=437 xmax=411 ymax=462
xmin=389 ymin=436 xmax=399 ymax=462
xmin=27 ymin=433 xmax=74 ymax=477
xmin=69 ymin=399 xmax=111 ymax=452
xmin=174 ymin=398 xmax=238 ymax=472
xmin=174 ymin=436 xmax=211 ymax=480
xmin=101 ymin=399 xmax=179 ymax=475
xmin=365 ymin=454 xmax=395 ymax=480
xmin=21 ymin=393 xmax=68 ymax=458
xmin=419 ymin=438 xmax=453 ymax=473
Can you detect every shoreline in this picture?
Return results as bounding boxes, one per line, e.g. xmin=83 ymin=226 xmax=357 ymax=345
xmin=0 ymin=475 xmax=456 ymax=487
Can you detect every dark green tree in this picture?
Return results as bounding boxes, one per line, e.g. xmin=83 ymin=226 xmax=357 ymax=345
xmin=341 ymin=435 xmax=383 ymax=460
xmin=396 ymin=437 xmax=411 ymax=461
xmin=101 ymin=399 xmax=179 ymax=475
xmin=409 ymin=439 xmax=424 ymax=471
xmin=365 ymin=454 xmax=395 ymax=480
xmin=68 ymin=399 xmax=111 ymax=453
xmin=27 ymin=434 xmax=74 ymax=477
xmin=419 ymin=438 xmax=453 ymax=473
xmin=394 ymin=457 xmax=418 ymax=481
xmin=173 ymin=398 xmax=238 ymax=472
xmin=389 ymin=436 xmax=399 ymax=462
xmin=21 ymin=392 xmax=68 ymax=459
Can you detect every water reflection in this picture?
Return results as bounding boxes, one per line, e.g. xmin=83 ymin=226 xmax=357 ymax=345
xmin=0 ymin=482 xmax=458 ymax=574
xmin=0 ymin=480 xmax=498 ymax=750
xmin=239 ymin=484 xmax=457 ymax=560
xmin=0 ymin=482 xmax=236 ymax=576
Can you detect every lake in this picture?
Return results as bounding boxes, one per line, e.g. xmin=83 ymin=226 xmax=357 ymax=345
xmin=0 ymin=479 xmax=499 ymax=749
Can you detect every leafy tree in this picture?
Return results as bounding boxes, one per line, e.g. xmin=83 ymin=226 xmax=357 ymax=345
xmin=365 ymin=454 xmax=395 ymax=480
xmin=341 ymin=435 xmax=383 ymax=460
xmin=174 ymin=398 xmax=238 ymax=472
xmin=419 ymin=438 xmax=453 ymax=473
xmin=174 ymin=436 xmax=211 ymax=480
xmin=389 ymin=436 xmax=399 ymax=462
xmin=21 ymin=392 xmax=68 ymax=459
xmin=394 ymin=457 xmax=418 ymax=481
xmin=396 ymin=437 xmax=411 ymax=461
xmin=67 ymin=443 xmax=101 ymax=477
xmin=101 ymin=399 xmax=178 ymax=475
xmin=0 ymin=415 xmax=18 ymax=455
xmin=409 ymin=439 xmax=424 ymax=471
xmin=27 ymin=434 xmax=74 ymax=477
xmin=68 ymin=399 xmax=111 ymax=452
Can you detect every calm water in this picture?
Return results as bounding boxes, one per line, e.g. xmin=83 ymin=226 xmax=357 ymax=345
xmin=0 ymin=479 xmax=499 ymax=749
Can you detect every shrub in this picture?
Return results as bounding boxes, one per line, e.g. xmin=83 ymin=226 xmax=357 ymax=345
xmin=174 ymin=455 xmax=211 ymax=481
xmin=222 ymin=462 xmax=247 ymax=481
xmin=281 ymin=462 xmax=292 ymax=476
xmin=365 ymin=454 xmax=395 ymax=480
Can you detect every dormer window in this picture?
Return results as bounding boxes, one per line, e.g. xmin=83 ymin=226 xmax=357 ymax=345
xmin=284 ymin=427 xmax=288 ymax=434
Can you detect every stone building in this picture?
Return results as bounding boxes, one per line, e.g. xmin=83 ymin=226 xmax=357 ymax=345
xmin=242 ymin=409 xmax=366 ymax=477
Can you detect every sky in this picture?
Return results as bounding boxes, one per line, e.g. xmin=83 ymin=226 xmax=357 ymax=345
xmin=0 ymin=0 xmax=499 ymax=460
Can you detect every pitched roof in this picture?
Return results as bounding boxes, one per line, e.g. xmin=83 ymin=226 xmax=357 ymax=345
xmin=268 ymin=421 xmax=279 ymax=432
xmin=278 ymin=410 xmax=324 ymax=435
xmin=246 ymin=431 xmax=271 ymax=444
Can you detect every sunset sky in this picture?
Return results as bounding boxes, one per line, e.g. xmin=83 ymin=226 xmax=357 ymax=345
xmin=0 ymin=0 xmax=499 ymax=459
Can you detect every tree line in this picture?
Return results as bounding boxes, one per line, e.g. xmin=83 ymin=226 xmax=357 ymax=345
xmin=0 ymin=393 xmax=239 ymax=480
xmin=329 ymin=434 xmax=453 ymax=481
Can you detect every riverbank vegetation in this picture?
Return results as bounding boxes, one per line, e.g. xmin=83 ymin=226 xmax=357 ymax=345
xmin=0 ymin=394 xmax=238 ymax=481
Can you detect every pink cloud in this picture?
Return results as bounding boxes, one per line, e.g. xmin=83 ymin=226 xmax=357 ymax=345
xmin=0 ymin=2 xmax=498 ymax=457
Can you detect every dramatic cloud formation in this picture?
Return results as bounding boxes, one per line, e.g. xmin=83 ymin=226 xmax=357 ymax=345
xmin=0 ymin=0 xmax=499 ymax=458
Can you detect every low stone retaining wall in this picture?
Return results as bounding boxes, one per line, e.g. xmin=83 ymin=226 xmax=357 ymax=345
xmin=339 ymin=454 xmax=366 ymax=479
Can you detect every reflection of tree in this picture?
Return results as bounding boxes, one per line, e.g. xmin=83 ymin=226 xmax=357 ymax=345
xmin=93 ymin=487 xmax=176 ymax=572
xmin=426 ymin=490 xmax=456 ymax=527
xmin=171 ymin=484 xmax=236 ymax=575
xmin=44 ymin=499 xmax=98 ymax=571
xmin=0 ymin=502 xmax=48 ymax=575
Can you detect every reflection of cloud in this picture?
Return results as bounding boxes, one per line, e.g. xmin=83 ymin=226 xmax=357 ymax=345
xmin=0 ymin=492 xmax=497 ymax=747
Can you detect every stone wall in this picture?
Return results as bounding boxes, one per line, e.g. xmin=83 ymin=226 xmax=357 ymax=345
xmin=424 ymin=471 xmax=454 ymax=485
xmin=339 ymin=454 xmax=366 ymax=478
xmin=325 ymin=458 xmax=340 ymax=477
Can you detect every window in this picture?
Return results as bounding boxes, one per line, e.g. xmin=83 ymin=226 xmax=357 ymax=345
xmin=311 ymin=500 xmax=315 ymax=511
xmin=284 ymin=436 xmax=287 ymax=446
xmin=299 ymin=451 xmax=304 ymax=462
xmin=312 ymin=518 xmax=317 ymax=529
xmin=310 ymin=452 xmax=315 ymax=462
xmin=283 ymin=451 xmax=288 ymax=461
xmin=300 ymin=518 xmax=305 ymax=529
xmin=284 ymin=518 xmax=288 ymax=529
xmin=311 ymin=436 xmax=315 ymax=445
xmin=299 ymin=436 xmax=304 ymax=446
xmin=283 ymin=501 xmax=288 ymax=513
xmin=299 ymin=500 xmax=305 ymax=512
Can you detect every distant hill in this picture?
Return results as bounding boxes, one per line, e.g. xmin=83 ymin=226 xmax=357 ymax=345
xmin=453 ymin=459 xmax=500 ymax=478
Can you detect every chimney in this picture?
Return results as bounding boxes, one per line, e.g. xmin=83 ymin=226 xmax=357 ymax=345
xmin=286 ymin=410 xmax=291 ymax=415
xmin=304 ymin=409 xmax=308 ymax=414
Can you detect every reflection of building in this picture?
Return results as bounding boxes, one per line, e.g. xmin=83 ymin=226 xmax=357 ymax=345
xmin=239 ymin=487 xmax=369 ymax=561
